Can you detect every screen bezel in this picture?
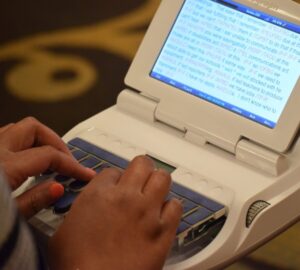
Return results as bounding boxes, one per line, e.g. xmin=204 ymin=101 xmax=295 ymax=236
xmin=125 ymin=0 xmax=300 ymax=153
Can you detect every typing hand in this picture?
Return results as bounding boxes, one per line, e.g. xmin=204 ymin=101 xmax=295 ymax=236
xmin=49 ymin=156 xmax=182 ymax=270
xmin=0 ymin=117 xmax=95 ymax=219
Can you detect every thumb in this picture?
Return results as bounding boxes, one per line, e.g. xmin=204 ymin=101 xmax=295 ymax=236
xmin=16 ymin=180 xmax=64 ymax=219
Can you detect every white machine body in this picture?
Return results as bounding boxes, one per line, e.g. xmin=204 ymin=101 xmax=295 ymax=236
xmin=56 ymin=102 xmax=300 ymax=269
xmin=30 ymin=0 xmax=300 ymax=269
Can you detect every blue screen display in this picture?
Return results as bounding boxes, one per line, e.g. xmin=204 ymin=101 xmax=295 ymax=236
xmin=151 ymin=0 xmax=300 ymax=128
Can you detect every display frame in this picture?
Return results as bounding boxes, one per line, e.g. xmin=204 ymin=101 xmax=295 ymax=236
xmin=125 ymin=0 xmax=300 ymax=153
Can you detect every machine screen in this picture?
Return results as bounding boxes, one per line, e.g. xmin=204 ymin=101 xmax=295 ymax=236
xmin=151 ymin=0 xmax=300 ymax=128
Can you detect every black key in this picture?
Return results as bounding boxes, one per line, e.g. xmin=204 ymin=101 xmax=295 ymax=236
xmin=42 ymin=169 xmax=53 ymax=176
xmin=80 ymin=156 xmax=101 ymax=168
xmin=55 ymin=175 xmax=71 ymax=183
xmin=94 ymin=163 xmax=112 ymax=173
xmin=171 ymin=183 xmax=224 ymax=212
xmin=184 ymin=207 xmax=213 ymax=225
xmin=176 ymin=221 xmax=190 ymax=235
xmin=69 ymin=138 xmax=129 ymax=169
xmin=53 ymin=191 xmax=78 ymax=214
xmin=72 ymin=149 xmax=88 ymax=160
xmin=69 ymin=180 xmax=88 ymax=192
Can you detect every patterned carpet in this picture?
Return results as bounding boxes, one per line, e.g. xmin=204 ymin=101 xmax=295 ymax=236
xmin=0 ymin=0 xmax=299 ymax=269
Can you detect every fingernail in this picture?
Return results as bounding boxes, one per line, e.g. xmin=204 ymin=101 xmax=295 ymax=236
xmin=174 ymin=197 xmax=184 ymax=206
xmin=156 ymin=168 xmax=169 ymax=175
xmin=50 ymin=183 xmax=65 ymax=199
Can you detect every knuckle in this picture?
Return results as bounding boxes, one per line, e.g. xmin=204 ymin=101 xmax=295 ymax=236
xmin=147 ymin=218 xmax=164 ymax=239
xmin=80 ymin=186 xmax=99 ymax=201
xmin=134 ymin=198 xmax=148 ymax=217
xmin=40 ymin=146 xmax=62 ymax=164
xmin=155 ymin=222 xmax=165 ymax=236
xmin=111 ymin=189 xmax=141 ymax=211
xmin=89 ymin=187 xmax=127 ymax=209
xmin=42 ymin=145 xmax=56 ymax=153
xmin=113 ymin=188 xmax=130 ymax=204
xmin=23 ymin=116 xmax=39 ymax=127
xmin=109 ymin=190 xmax=127 ymax=207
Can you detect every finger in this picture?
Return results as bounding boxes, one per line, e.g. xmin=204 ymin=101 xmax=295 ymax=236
xmin=0 ymin=117 xmax=70 ymax=155
xmin=161 ymin=199 xmax=182 ymax=237
xmin=89 ymin=167 xmax=122 ymax=189
xmin=118 ymin=156 xmax=155 ymax=191
xmin=0 ymin=123 xmax=14 ymax=134
xmin=143 ymin=169 xmax=171 ymax=206
xmin=4 ymin=146 xmax=95 ymax=189
xmin=16 ymin=180 xmax=64 ymax=219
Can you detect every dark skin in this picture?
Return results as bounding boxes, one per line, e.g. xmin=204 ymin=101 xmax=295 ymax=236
xmin=0 ymin=117 xmax=95 ymax=218
xmin=49 ymin=156 xmax=182 ymax=270
xmin=0 ymin=117 xmax=182 ymax=270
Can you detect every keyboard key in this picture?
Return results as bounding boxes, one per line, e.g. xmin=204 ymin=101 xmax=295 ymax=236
xmin=64 ymin=137 xmax=227 ymax=249
xmin=72 ymin=149 xmax=88 ymax=160
xmin=53 ymin=191 xmax=78 ymax=214
xmin=69 ymin=180 xmax=89 ymax=192
xmin=184 ymin=207 xmax=213 ymax=225
xmin=67 ymin=144 xmax=75 ymax=151
xmin=42 ymin=169 xmax=53 ymax=176
xmin=55 ymin=175 xmax=71 ymax=183
xmin=80 ymin=156 xmax=101 ymax=168
xmin=69 ymin=138 xmax=129 ymax=169
xmin=166 ymin=192 xmax=197 ymax=214
xmin=171 ymin=183 xmax=224 ymax=212
xmin=176 ymin=221 xmax=190 ymax=235
xmin=182 ymin=199 xmax=198 ymax=215
xmin=94 ymin=163 xmax=112 ymax=173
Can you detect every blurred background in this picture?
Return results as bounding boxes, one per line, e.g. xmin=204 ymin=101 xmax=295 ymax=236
xmin=0 ymin=0 xmax=299 ymax=269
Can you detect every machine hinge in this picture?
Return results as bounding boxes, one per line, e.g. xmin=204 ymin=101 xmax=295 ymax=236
xmin=117 ymin=89 xmax=158 ymax=123
xmin=185 ymin=129 xmax=288 ymax=176
xmin=117 ymin=91 xmax=288 ymax=176
xmin=236 ymin=139 xmax=288 ymax=176
xmin=184 ymin=127 xmax=236 ymax=153
xmin=184 ymin=130 xmax=207 ymax=147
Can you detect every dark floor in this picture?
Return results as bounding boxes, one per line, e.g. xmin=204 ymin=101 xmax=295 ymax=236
xmin=0 ymin=0 xmax=299 ymax=269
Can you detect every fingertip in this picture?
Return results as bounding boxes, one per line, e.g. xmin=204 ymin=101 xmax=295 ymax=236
xmin=133 ymin=155 xmax=155 ymax=169
xmin=50 ymin=183 xmax=65 ymax=199
xmin=86 ymin=167 xmax=96 ymax=177
xmin=170 ymin=198 xmax=183 ymax=215
xmin=162 ymin=198 xmax=183 ymax=224
xmin=79 ymin=167 xmax=96 ymax=182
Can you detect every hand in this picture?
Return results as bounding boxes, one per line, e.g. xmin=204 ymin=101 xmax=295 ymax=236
xmin=0 ymin=117 xmax=95 ymax=219
xmin=48 ymin=156 xmax=182 ymax=270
